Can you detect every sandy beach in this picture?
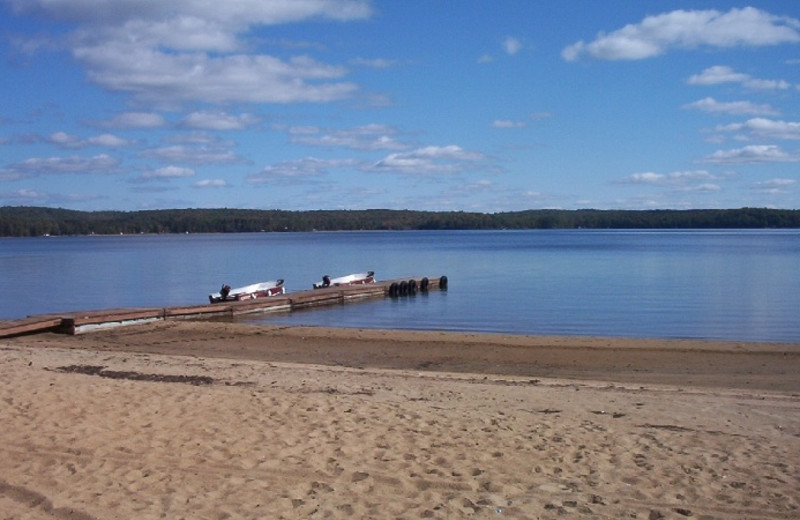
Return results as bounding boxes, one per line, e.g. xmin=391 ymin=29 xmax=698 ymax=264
xmin=1 ymin=320 xmax=798 ymax=519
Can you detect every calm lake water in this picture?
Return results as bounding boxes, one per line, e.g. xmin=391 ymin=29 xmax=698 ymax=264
xmin=1 ymin=230 xmax=798 ymax=342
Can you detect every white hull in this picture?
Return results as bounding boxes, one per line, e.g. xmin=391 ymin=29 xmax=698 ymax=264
xmin=313 ymin=271 xmax=375 ymax=289
xmin=209 ymin=279 xmax=285 ymax=303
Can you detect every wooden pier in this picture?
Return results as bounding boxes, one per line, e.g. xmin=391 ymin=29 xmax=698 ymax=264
xmin=0 ymin=275 xmax=447 ymax=338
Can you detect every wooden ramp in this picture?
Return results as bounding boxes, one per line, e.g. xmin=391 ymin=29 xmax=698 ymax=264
xmin=0 ymin=275 xmax=447 ymax=338
xmin=0 ymin=315 xmax=65 ymax=338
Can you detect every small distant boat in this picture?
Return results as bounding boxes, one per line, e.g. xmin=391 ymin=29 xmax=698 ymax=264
xmin=209 ymin=279 xmax=285 ymax=304
xmin=313 ymin=271 xmax=375 ymax=289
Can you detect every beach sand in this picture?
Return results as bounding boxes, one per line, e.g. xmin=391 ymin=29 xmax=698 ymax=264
xmin=1 ymin=320 xmax=798 ymax=519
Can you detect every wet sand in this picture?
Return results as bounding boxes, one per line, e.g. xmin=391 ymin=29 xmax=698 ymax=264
xmin=1 ymin=321 xmax=798 ymax=519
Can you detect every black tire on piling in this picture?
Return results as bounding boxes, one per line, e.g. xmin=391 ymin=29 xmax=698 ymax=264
xmin=438 ymin=275 xmax=448 ymax=290
xmin=388 ymin=282 xmax=399 ymax=297
xmin=399 ymin=280 xmax=409 ymax=296
xmin=420 ymin=277 xmax=429 ymax=292
xmin=407 ymin=279 xmax=417 ymax=295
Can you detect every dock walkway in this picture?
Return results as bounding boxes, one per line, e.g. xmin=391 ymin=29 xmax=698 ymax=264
xmin=0 ymin=275 xmax=446 ymax=338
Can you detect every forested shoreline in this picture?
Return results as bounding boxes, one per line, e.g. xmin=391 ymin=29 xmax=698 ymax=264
xmin=1 ymin=206 xmax=799 ymax=236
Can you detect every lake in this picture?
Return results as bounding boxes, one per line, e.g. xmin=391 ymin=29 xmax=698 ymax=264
xmin=1 ymin=230 xmax=798 ymax=342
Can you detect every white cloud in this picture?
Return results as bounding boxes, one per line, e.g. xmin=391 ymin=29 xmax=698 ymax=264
xmin=4 ymin=0 xmax=372 ymax=30
xmin=289 ymin=124 xmax=407 ymax=150
xmin=714 ymin=118 xmax=800 ymax=140
xmin=0 ymin=188 xmax=105 ymax=206
xmin=467 ymin=179 xmax=493 ymax=190
xmin=628 ymin=172 xmax=665 ymax=184
xmin=141 ymin=166 xmax=196 ymax=180
xmin=682 ymin=97 xmax=779 ymax=116
xmin=742 ymin=77 xmax=792 ymax=90
xmin=625 ymin=170 xmax=716 ymax=185
xmin=503 ymin=36 xmax=522 ymax=55
xmin=194 ymin=179 xmax=229 ymax=188
xmin=752 ymin=178 xmax=797 ymax=194
xmin=492 ymin=120 xmax=526 ymax=129
xmin=687 ymin=66 xmax=791 ymax=90
xmin=372 ymin=145 xmax=487 ymax=174
xmin=1 ymin=188 xmax=49 ymax=201
xmin=181 ymin=111 xmax=261 ymax=130
xmin=103 ymin=112 xmax=166 ymax=128
xmin=288 ymin=126 xmax=320 ymax=136
xmin=75 ymin=46 xmax=358 ymax=105
xmin=9 ymin=0 xmax=372 ymax=106
xmin=141 ymin=145 xmax=240 ymax=165
xmin=49 ymin=131 xmax=132 ymax=148
xmin=0 ymin=169 xmax=28 ymax=181
xmin=49 ymin=131 xmax=82 ymax=148
xmin=88 ymin=133 xmax=132 ymax=147
xmin=529 ymin=112 xmax=553 ymax=121
xmin=702 ymin=144 xmax=798 ymax=164
xmin=246 ymin=157 xmax=355 ymax=184
xmin=5 ymin=154 xmax=119 ymax=176
xmin=682 ymin=183 xmax=721 ymax=193
xmin=687 ymin=65 xmax=748 ymax=85
xmin=165 ymin=131 xmax=223 ymax=145
xmin=563 ymin=7 xmax=800 ymax=61
xmin=350 ymin=57 xmax=397 ymax=69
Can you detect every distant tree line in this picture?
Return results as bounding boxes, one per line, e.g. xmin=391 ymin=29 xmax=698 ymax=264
xmin=1 ymin=206 xmax=799 ymax=237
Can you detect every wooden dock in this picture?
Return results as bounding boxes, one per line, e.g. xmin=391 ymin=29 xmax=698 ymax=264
xmin=0 ymin=275 xmax=447 ymax=338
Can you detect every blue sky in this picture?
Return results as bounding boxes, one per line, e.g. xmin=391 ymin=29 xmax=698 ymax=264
xmin=1 ymin=1 xmax=798 ymax=212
